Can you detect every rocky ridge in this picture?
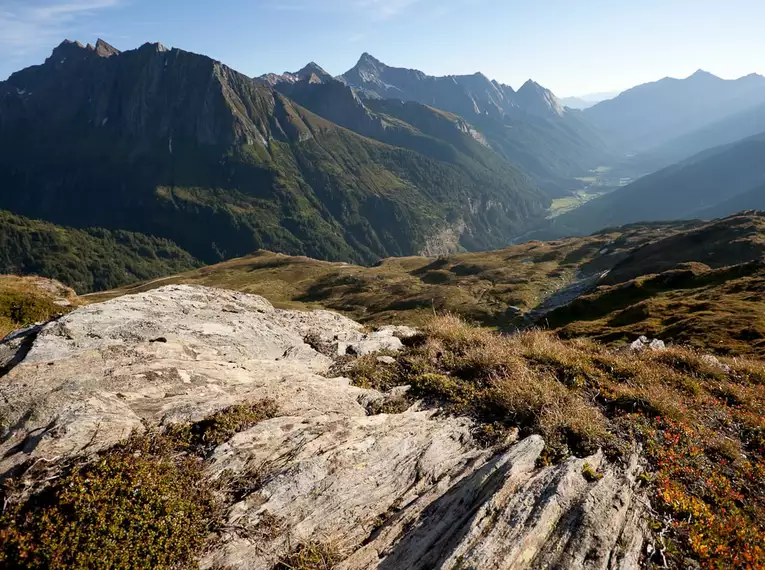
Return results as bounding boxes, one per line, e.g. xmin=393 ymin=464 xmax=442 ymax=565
xmin=0 ymin=285 xmax=648 ymax=569
xmin=337 ymin=53 xmax=564 ymax=119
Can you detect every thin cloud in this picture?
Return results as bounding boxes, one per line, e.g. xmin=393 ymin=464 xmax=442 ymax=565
xmin=354 ymin=0 xmax=421 ymax=20
xmin=267 ymin=0 xmax=422 ymax=20
xmin=0 ymin=0 xmax=120 ymax=55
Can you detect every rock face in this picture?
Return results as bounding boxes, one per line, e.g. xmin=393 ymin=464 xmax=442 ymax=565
xmin=0 ymin=285 xmax=647 ymax=569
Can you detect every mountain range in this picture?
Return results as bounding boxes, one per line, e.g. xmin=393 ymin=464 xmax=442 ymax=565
xmin=584 ymin=69 xmax=765 ymax=151
xmin=554 ymin=132 xmax=765 ymax=235
xmin=3 ymin=39 xmax=765 ymax=296
xmin=333 ymin=53 xmax=612 ymax=192
xmin=0 ymin=40 xmax=560 ymax=266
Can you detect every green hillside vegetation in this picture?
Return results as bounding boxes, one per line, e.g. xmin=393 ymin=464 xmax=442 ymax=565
xmin=85 ymin=221 xmax=691 ymax=327
xmin=0 ymin=211 xmax=200 ymax=293
xmin=0 ymin=42 xmax=547 ymax=267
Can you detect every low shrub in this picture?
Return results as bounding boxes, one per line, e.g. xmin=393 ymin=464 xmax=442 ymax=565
xmin=0 ymin=432 xmax=214 ymax=570
xmin=0 ymin=400 xmax=279 ymax=569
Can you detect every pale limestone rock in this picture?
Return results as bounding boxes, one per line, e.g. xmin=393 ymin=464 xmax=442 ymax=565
xmin=0 ymin=285 xmax=648 ymax=569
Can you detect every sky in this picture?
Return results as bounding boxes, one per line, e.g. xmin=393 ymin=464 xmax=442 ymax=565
xmin=1 ymin=0 xmax=764 ymax=96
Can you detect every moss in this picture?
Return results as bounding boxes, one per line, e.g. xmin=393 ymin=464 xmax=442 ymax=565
xmin=582 ymin=462 xmax=604 ymax=482
xmin=169 ymin=400 xmax=279 ymax=455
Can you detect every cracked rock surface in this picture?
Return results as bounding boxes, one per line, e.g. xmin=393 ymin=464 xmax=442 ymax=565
xmin=0 ymin=285 xmax=647 ymax=569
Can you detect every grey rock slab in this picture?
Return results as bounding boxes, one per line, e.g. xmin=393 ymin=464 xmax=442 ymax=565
xmin=0 ymin=284 xmax=648 ymax=569
xmin=0 ymin=285 xmax=376 ymax=474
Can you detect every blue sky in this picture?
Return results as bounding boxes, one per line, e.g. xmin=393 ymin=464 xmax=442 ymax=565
xmin=1 ymin=0 xmax=763 ymax=96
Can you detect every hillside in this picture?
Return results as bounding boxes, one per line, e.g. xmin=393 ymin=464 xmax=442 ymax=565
xmin=546 ymin=213 xmax=765 ymax=356
xmin=3 ymin=278 xmax=765 ymax=569
xmin=0 ymin=275 xmax=78 ymax=338
xmin=584 ymin=70 xmax=765 ymax=150
xmin=87 ymin=212 xmax=765 ymax=358
xmin=0 ymin=40 xmax=547 ymax=266
xmin=265 ymin=75 xmax=534 ymax=219
xmin=86 ymin=220 xmax=697 ymax=327
xmin=646 ymin=100 xmax=765 ymax=168
xmin=0 ymin=210 xmax=200 ymax=293
xmin=699 ymin=184 xmax=765 ymax=219
xmin=553 ymin=133 xmax=765 ymax=235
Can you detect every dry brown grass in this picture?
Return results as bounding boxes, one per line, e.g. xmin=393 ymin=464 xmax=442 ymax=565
xmin=274 ymin=539 xmax=343 ymax=570
xmin=0 ymin=275 xmax=79 ymax=337
xmin=83 ymin=219 xmax=679 ymax=329
xmin=347 ymin=315 xmax=765 ymax=567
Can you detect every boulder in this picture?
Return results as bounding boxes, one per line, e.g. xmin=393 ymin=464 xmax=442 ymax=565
xmin=0 ymin=285 xmax=647 ymax=569
xmin=630 ymin=336 xmax=666 ymax=352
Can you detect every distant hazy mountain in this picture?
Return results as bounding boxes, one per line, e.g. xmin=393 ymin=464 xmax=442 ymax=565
xmin=560 ymin=91 xmax=620 ymax=110
xmin=0 ymin=40 xmax=549 ymax=265
xmin=560 ymin=97 xmax=595 ymax=110
xmin=336 ymin=53 xmax=612 ymax=193
xmin=584 ymin=70 xmax=765 ymax=151
xmin=697 ymin=183 xmax=765 ymax=220
xmin=646 ymin=100 xmax=765 ymax=168
xmin=554 ymin=132 xmax=765 ymax=234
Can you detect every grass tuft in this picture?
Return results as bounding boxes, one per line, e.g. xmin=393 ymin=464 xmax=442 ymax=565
xmin=274 ymin=540 xmax=343 ymax=570
xmin=345 ymin=315 xmax=765 ymax=568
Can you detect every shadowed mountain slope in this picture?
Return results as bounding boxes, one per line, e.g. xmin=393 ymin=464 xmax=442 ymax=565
xmin=0 ymin=41 xmax=547 ymax=266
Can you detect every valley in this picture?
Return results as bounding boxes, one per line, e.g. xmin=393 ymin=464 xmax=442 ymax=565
xmin=2 ymin=27 xmax=765 ymax=570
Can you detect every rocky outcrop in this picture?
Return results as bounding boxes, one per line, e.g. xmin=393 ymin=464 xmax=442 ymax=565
xmin=0 ymin=285 xmax=648 ymax=569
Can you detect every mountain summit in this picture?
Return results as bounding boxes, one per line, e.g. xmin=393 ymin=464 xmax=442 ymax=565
xmin=258 ymin=61 xmax=333 ymax=86
xmin=338 ymin=53 xmax=565 ymax=118
xmin=516 ymin=79 xmax=565 ymax=117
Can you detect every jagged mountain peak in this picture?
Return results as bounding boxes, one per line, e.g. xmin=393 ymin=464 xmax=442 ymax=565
xmin=358 ymin=52 xmax=382 ymax=66
xmin=687 ymin=69 xmax=721 ymax=81
xmin=295 ymin=61 xmax=332 ymax=82
xmin=258 ymin=61 xmax=333 ymax=87
xmin=516 ymin=79 xmax=565 ymax=117
xmin=138 ymin=41 xmax=169 ymax=53
xmin=94 ymin=38 xmax=121 ymax=57
xmin=50 ymin=39 xmax=87 ymax=58
xmin=339 ymin=56 xmax=567 ymax=119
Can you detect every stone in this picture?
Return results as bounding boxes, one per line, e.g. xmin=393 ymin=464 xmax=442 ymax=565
xmin=700 ymin=354 xmax=731 ymax=373
xmin=630 ymin=336 xmax=666 ymax=352
xmin=0 ymin=285 xmax=648 ymax=569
